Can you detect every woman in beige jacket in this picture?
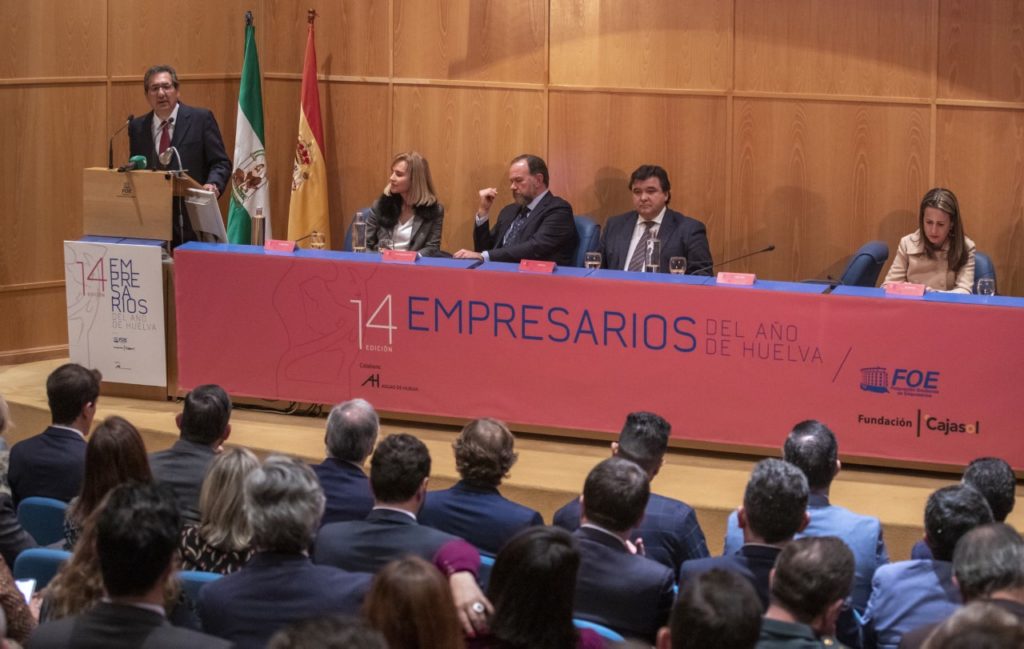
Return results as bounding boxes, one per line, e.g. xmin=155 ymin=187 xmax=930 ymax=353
xmin=883 ymin=187 xmax=975 ymax=294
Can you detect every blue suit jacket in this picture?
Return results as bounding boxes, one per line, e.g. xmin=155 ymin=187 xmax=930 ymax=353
xmin=598 ymin=207 xmax=713 ymax=274
xmin=313 ymin=508 xmax=461 ymax=573
xmin=473 ymin=191 xmax=578 ymax=267
xmin=554 ymin=491 xmax=709 ymax=579
xmin=312 ymin=458 xmax=374 ymax=526
xmin=149 ymin=439 xmax=217 ymax=523
xmin=572 ymin=526 xmax=675 ymax=644
xmin=678 ymin=544 xmax=782 ymax=610
xmin=8 ymin=426 xmax=86 ymax=505
xmin=861 ymin=560 xmax=960 ymax=649
xmin=419 ymin=480 xmax=543 ymax=555
xmin=198 ymin=552 xmax=370 ymax=649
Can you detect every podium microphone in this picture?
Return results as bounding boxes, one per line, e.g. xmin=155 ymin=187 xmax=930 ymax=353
xmin=117 ymin=155 xmax=148 ymax=172
xmin=158 ymin=146 xmax=185 ymax=173
xmin=107 ymin=115 xmax=133 ymax=170
xmin=689 ymin=244 xmax=775 ymax=275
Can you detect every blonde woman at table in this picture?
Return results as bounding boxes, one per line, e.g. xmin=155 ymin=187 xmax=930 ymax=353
xmin=365 ymin=151 xmax=445 ymax=256
xmin=882 ymin=187 xmax=976 ymax=294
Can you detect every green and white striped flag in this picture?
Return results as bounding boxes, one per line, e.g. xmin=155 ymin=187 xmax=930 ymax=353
xmin=226 ymin=13 xmax=269 ymax=244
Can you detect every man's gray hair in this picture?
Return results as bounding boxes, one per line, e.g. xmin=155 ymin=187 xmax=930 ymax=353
xmin=953 ymin=523 xmax=1024 ymax=601
xmin=246 ymin=455 xmax=325 ymax=553
xmin=325 ymin=398 xmax=379 ymax=462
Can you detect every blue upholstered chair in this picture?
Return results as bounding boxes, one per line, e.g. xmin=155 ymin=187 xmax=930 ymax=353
xmin=973 ymin=251 xmax=996 ymax=294
xmin=839 ymin=241 xmax=889 ymax=287
xmin=478 ymin=552 xmax=496 ymax=590
xmin=16 ymin=496 xmax=68 ymax=546
xmin=573 ymin=216 xmax=601 ymax=267
xmin=573 ymin=618 xmax=625 ymax=642
xmin=179 ymin=570 xmax=223 ymax=605
xmin=13 ymin=548 xmax=71 ymax=589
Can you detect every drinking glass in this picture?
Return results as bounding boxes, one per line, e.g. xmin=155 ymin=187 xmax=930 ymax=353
xmin=644 ymin=239 xmax=661 ymax=273
xmin=669 ymin=257 xmax=687 ymax=275
xmin=977 ymin=278 xmax=996 ymax=297
xmin=584 ymin=251 xmax=602 ymax=270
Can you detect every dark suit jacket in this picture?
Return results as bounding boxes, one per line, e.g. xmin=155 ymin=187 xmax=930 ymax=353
xmin=554 ymin=491 xmax=709 ymax=580
xmin=311 ymin=458 xmax=374 ymax=526
xmin=678 ymin=543 xmax=783 ymax=610
xmin=366 ymin=195 xmax=445 ymax=256
xmin=599 ymin=208 xmax=713 ymax=275
xmin=28 ymin=601 xmax=232 ymax=649
xmin=313 ymin=508 xmax=461 ymax=573
xmin=9 ymin=426 xmax=86 ymax=505
xmin=0 ymin=493 xmax=36 ymax=565
xmin=572 ymin=526 xmax=675 ymax=643
xmin=473 ymin=192 xmax=578 ymax=266
xmin=149 ymin=440 xmax=217 ymax=523
xmin=128 ymin=103 xmax=231 ymax=245
xmin=419 ymin=480 xmax=543 ymax=555
xmin=198 ymin=552 xmax=370 ymax=649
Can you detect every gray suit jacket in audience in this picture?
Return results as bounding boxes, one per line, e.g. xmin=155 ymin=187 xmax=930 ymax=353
xmin=149 ymin=440 xmax=217 ymax=522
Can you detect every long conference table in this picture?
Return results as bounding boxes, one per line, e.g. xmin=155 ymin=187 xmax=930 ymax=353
xmin=174 ymin=242 xmax=1024 ymax=471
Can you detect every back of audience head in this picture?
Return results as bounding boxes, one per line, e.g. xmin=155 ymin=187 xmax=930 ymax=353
xmin=246 ymin=455 xmax=324 ymax=554
xmin=770 ymin=537 xmax=854 ymax=632
xmin=179 ymin=384 xmax=231 ymax=447
xmin=363 ymin=555 xmax=464 ymax=649
xmin=657 ymin=569 xmax=762 ymax=649
xmin=69 ymin=416 xmax=152 ymax=525
xmin=453 ymin=417 xmax=517 ymax=488
xmin=325 ymin=398 xmax=379 ymax=463
xmin=487 ymin=526 xmax=580 ymax=649
xmin=921 ymin=601 xmax=1024 ymax=649
xmin=46 ymin=363 xmax=101 ymax=427
xmin=199 ymin=446 xmax=260 ymax=551
xmin=614 ymin=411 xmax=671 ymax=477
xmin=370 ymin=433 xmax=431 ymax=505
xmin=952 ymin=523 xmax=1024 ymax=602
xmin=782 ymin=420 xmax=838 ymax=491
xmin=581 ymin=456 xmax=650 ymax=534
xmin=924 ymin=484 xmax=993 ymax=562
xmin=268 ymin=615 xmax=388 ymax=649
xmin=741 ymin=459 xmax=809 ymax=544
xmin=962 ymin=457 xmax=1015 ymax=522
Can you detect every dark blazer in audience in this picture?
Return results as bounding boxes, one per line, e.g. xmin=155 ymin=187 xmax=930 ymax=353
xmin=0 ymin=493 xmax=35 ymax=565
xmin=312 ymin=458 xmax=374 ymax=525
xmin=572 ymin=526 xmax=675 ymax=643
xmin=9 ymin=426 xmax=86 ymax=504
xmin=419 ymin=480 xmax=542 ymax=555
xmin=314 ymin=508 xmax=460 ymax=573
xmin=149 ymin=440 xmax=217 ymax=522
xmin=198 ymin=551 xmax=371 ymax=649
xmin=678 ymin=544 xmax=782 ymax=610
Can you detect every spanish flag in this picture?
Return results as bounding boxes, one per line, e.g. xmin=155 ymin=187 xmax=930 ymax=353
xmin=287 ymin=14 xmax=330 ymax=246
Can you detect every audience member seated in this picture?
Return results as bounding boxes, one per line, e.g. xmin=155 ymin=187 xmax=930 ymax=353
xmin=911 ymin=456 xmax=1016 ymax=560
xmin=554 ymin=411 xmax=709 ymax=578
xmin=724 ymin=419 xmax=888 ymax=642
xmin=29 ymin=483 xmax=230 ymax=648
xmin=0 ymin=554 xmax=35 ymax=645
xmin=420 ymin=418 xmax=542 ymax=555
xmin=571 ymin=457 xmax=674 ymax=643
xmin=198 ymin=455 xmax=371 ymax=649
xmin=9 ymin=363 xmax=100 ymax=505
xmin=899 ymin=523 xmax=1024 ymax=649
xmin=0 ymin=395 xmax=35 ymax=565
xmin=63 ymin=416 xmax=152 ymax=549
xmin=862 ymin=484 xmax=993 ymax=649
xmin=916 ymin=601 xmax=1024 ymax=649
xmin=682 ymin=459 xmax=809 ymax=609
xmin=313 ymin=399 xmax=377 ymax=525
xmin=314 ymin=433 xmax=459 ymax=573
xmin=180 ymin=447 xmax=259 ymax=574
xmin=267 ymin=614 xmax=388 ymax=649
xmin=150 ymin=384 xmax=232 ymax=522
xmin=757 ymin=536 xmax=855 ymax=648
xmin=656 ymin=568 xmax=761 ymax=649
xmin=363 ymin=555 xmax=465 ymax=649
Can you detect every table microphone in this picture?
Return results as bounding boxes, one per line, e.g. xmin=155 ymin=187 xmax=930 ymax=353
xmin=107 ymin=115 xmax=133 ymax=169
xmin=117 ymin=155 xmax=148 ymax=172
xmin=688 ymin=244 xmax=776 ymax=275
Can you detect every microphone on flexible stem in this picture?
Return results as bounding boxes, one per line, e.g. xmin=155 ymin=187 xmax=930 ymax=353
xmin=117 ymin=155 xmax=148 ymax=172
xmin=689 ymin=244 xmax=776 ymax=276
xmin=158 ymin=146 xmax=185 ymax=174
xmin=107 ymin=115 xmax=133 ymax=169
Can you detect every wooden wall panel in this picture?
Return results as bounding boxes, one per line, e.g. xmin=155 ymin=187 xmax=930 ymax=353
xmin=732 ymin=99 xmax=930 ymax=281
xmin=392 ymin=86 xmax=547 ymax=253
xmin=394 ymin=0 xmax=546 ymax=83
xmin=0 ymin=289 xmax=68 ymax=356
xmin=939 ymin=0 xmax=1024 ymax=101
xmin=550 ymin=0 xmax=731 ymax=90
xmin=735 ymin=0 xmax=933 ymax=97
xmin=935 ymin=107 xmax=1024 ymax=295
xmin=0 ymin=0 xmax=107 ymax=79
xmin=548 ymin=91 xmax=728 ymax=262
xmin=262 ymin=1 xmax=389 ymax=77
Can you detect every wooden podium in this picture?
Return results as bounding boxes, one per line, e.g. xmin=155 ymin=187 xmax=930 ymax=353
xmin=82 ymin=168 xmax=201 ymax=240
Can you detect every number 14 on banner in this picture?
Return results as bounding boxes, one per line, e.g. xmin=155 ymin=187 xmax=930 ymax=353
xmin=349 ymin=295 xmax=396 ymax=350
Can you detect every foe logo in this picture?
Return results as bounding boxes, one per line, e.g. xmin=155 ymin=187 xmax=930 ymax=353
xmin=860 ymin=367 xmax=940 ymax=397
xmin=892 ymin=369 xmax=939 ymax=392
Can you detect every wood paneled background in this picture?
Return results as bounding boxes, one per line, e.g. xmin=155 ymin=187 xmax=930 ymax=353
xmin=3 ymin=0 xmax=1023 ymax=362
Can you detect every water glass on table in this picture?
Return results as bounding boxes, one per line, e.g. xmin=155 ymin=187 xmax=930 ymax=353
xmin=669 ymin=257 xmax=687 ymax=275
xmin=977 ymin=278 xmax=996 ymax=297
xmin=584 ymin=251 xmax=602 ymax=270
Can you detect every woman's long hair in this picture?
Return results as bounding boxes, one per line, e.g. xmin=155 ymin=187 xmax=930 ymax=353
xmin=198 ymin=447 xmax=259 ymax=551
xmin=363 ymin=556 xmax=464 ymax=649
xmin=377 ymin=152 xmax=440 ymax=229
xmin=67 ymin=416 xmax=151 ymax=527
xmin=917 ymin=187 xmax=969 ymax=273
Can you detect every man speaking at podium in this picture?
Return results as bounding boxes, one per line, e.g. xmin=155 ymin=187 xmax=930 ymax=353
xmin=128 ymin=64 xmax=231 ymax=247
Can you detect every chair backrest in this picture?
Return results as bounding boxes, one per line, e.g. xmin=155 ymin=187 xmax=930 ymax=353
xmin=13 ymin=548 xmax=72 ymax=589
xmin=477 ymin=552 xmax=496 ymax=591
xmin=573 ymin=618 xmax=625 ymax=642
xmin=343 ymin=207 xmax=373 ymax=252
xmin=839 ymin=241 xmax=889 ymax=287
xmin=17 ymin=496 xmax=68 ymax=546
xmin=178 ymin=570 xmax=223 ymax=604
xmin=573 ymin=215 xmax=601 ymax=267
xmin=974 ymin=251 xmax=996 ymax=293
